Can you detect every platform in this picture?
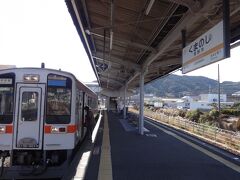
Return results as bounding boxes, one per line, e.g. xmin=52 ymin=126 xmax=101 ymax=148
xmin=82 ymin=111 xmax=240 ymax=180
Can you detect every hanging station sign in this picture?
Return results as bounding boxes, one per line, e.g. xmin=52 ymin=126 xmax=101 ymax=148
xmin=182 ymin=21 xmax=229 ymax=74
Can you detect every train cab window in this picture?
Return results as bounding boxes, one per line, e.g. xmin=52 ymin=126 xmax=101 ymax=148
xmin=21 ymin=92 xmax=38 ymax=121
xmin=0 ymin=74 xmax=15 ymax=124
xmin=0 ymin=87 xmax=14 ymax=124
xmin=46 ymin=74 xmax=72 ymax=124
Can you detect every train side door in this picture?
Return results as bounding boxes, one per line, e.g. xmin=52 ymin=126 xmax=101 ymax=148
xmin=13 ymin=84 xmax=45 ymax=149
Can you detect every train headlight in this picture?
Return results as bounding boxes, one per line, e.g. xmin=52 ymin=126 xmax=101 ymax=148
xmin=51 ymin=126 xmax=66 ymax=133
xmin=23 ymin=74 xmax=40 ymax=82
xmin=0 ymin=126 xmax=5 ymax=133
xmin=51 ymin=127 xmax=59 ymax=133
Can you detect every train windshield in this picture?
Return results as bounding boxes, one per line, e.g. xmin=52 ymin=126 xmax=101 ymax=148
xmin=0 ymin=87 xmax=14 ymax=124
xmin=47 ymin=88 xmax=71 ymax=115
xmin=46 ymin=74 xmax=72 ymax=124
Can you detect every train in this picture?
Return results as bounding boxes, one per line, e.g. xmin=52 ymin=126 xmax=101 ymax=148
xmin=0 ymin=67 xmax=98 ymax=178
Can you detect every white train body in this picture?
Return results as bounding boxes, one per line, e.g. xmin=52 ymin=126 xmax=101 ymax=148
xmin=0 ymin=68 xmax=98 ymax=178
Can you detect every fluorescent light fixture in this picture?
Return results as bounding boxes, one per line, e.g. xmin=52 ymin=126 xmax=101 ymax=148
xmin=110 ymin=31 xmax=113 ymax=50
xmin=231 ymin=39 xmax=240 ymax=49
xmin=145 ymin=0 xmax=155 ymax=15
xmin=85 ymin=29 xmax=91 ymax=35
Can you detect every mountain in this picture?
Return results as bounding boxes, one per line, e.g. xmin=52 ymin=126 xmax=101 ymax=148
xmin=144 ymin=74 xmax=240 ymax=97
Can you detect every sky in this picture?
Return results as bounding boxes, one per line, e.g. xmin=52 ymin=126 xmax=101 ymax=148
xmin=0 ymin=0 xmax=240 ymax=84
xmin=0 ymin=0 xmax=97 ymax=83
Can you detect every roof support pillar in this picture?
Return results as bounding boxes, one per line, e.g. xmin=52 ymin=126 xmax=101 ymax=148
xmin=106 ymin=96 xmax=110 ymax=111
xmin=123 ymin=85 xmax=127 ymax=120
xmin=110 ymin=0 xmax=114 ymax=50
xmin=139 ymin=70 xmax=146 ymax=135
xmin=223 ymin=0 xmax=230 ymax=58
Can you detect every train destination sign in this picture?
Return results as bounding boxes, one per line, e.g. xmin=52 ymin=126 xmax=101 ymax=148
xmin=182 ymin=21 xmax=227 ymax=74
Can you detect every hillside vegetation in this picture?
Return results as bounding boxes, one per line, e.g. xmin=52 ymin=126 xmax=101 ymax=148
xmin=145 ymin=74 xmax=240 ymax=97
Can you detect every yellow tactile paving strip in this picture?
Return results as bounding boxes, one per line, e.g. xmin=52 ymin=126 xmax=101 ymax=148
xmin=98 ymin=112 xmax=113 ymax=180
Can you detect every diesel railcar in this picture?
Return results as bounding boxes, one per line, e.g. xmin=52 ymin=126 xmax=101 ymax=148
xmin=0 ymin=67 xmax=98 ymax=178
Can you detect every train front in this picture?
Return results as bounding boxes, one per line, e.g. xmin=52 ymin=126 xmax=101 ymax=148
xmin=0 ymin=69 xmax=79 ymax=179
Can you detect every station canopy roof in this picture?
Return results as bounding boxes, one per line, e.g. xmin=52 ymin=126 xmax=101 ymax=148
xmin=65 ymin=0 xmax=240 ymax=90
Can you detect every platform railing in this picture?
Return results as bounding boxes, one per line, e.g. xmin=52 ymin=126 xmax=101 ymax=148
xmin=129 ymin=108 xmax=240 ymax=155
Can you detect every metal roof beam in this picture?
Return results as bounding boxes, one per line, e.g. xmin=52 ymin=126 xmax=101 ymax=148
xmin=100 ymin=67 xmax=132 ymax=75
xmin=142 ymin=0 xmax=218 ymax=70
xmin=126 ymin=72 xmax=141 ymax=86
xmin=110 ymin=0 xmax=114 ymax=50
xmin=125 ymin=0 xmax=217 ymax=87
xmin=93 ymin=53 xmax=141 ymax=71
xmin=99 ymin=71 xmax=128 ymax=81
xmin=100 ymin=76 xmax=124 ymax=86
xmin=149 ymin=58 xmax=180 ymax=69
xmin=168 ymin=0 xmax=202 ymax=13
xmin=81 ymin=0 xmax=96 ymax=52
xmin=70 ymin=0 xmax=100 ymax=84
xmin=100 ymin=74 xmax=125 ymax=83
xmin=231 ymin=40 xmax=240 ymax=49
xmin=90 ymin=32 xmax=157 ymax=53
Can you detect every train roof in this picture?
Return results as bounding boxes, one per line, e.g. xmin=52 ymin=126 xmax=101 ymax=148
xmin=0 ymin=67 xmax=97 ymax=97
xmin=0 ymin=67 xmax=75 ymax=77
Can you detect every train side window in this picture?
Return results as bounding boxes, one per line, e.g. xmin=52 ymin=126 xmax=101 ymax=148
xmin=21 ymin=92 xmax=38 ymax=121
xmin=79 ymin=92 xmax=83 ymax=108
xmin=79 ymin=92 xmax=83 ymax=117
xmin=88 ymin=96 xmax=92 ymax=107
xmin=75 ymin=91 xmax=80 ymax=118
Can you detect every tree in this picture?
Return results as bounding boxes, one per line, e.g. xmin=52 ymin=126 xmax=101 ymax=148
xmin=186 ymin=110 xmax=202 ymax=123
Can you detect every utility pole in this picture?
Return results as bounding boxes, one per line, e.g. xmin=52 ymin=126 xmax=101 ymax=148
xmin=218 ymin=64 xmax=221 ymax=115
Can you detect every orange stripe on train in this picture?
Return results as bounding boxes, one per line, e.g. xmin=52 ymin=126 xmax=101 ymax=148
xmin=67 ymin=125 xmax=77 ymax=133
xmin=44 ymin=125 xmax=52 ymax=134
xmin=44 ymin=125 xmax=77 ymax=134
xmin=6 ymin=125 xmax=13 ymax=134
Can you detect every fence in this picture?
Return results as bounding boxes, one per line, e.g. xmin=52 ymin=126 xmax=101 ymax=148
xmin=129 ymin=108 xmax=240 ymax=155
